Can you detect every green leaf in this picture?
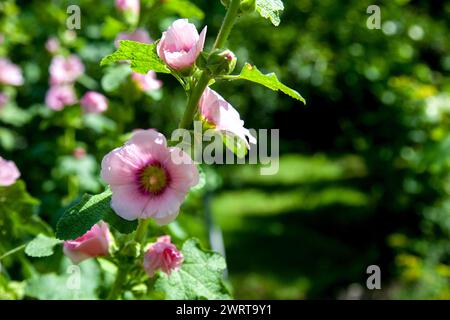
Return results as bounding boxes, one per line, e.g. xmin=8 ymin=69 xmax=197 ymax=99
xmin=100 ymin=40 xmax=170 ymax=74
xmin=101 ymin=64 xmax=132 ymax=92
xmin=25 ymin=234 xmax=62 ymax=258
xmin=26 ymin=259 xmax=101 ymax=300
xmin=0 ymin=103 xmax=33 ymax=127
xmin=0 ymin=181 xmax=51 ymax=242
xmin=56 ymin=189 xmax=137 ymax=240
xmin=228 ymin=63 xmax=305 ymax=103
xmin=255 ymin=0 xmax=284 ymax=26
xmin=223 ymin=132 xmax=248 ymax=158
xmin=164 ymin=0 xmax=205 ymax=20
xmin=155 ymin=238 xmax=231 ymax=300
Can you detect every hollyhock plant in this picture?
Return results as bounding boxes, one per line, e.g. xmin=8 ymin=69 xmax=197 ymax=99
xmin=0 ymin=58 xmax=24 ymax=86
xmin=45 ymin=85 xmax=77 ymax=111
xmin=63 ymin=221 xmax=111 ymax=264
xmin=101 ymin=129 xmax=199 ymax=224
xmin=157 ymin=19 xmax=207 ymax=71
xmin=49 ymin=55 xmax=84 ymax=85
xmin=199 ymin=87 xmax=256 ymax=148
xmin=115 ymin=28 xmax=152 ymax=47
xmin=0 ymin=156 xmax=20 ymax=187
xmin=132 ymin=71 xmax=162 ymax=92
xmin=80 ymin=91 xmax=109 ymax=113
xmin=143 ymin=235 xmax=183 ymax=277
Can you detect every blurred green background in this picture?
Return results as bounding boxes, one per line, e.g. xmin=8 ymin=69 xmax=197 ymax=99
xmin=1 ymin=0 xmax=450 ymax=299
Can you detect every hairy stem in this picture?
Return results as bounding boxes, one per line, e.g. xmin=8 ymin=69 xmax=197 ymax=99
xmin=107 ymin=265 xmax=129 ymax=300
xmin=213 ymin=0 xmax=241 ymax=50
xmin=178 ymin=0 xmax=241 ymax=130
xmin=107 ymin=219 xmax=149 ymax=300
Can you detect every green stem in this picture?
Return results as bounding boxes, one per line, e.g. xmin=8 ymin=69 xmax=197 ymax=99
xmin=107 ymin=265 xmax=128 ymax=300
xmin=134 ymin=219 xmax=150 ymax=244
xmin=178 ymin=0 xmax=241 ymax=130
xmin=213 ymin=0 xmax=241 ymax=50
xmin=178 ymin=72 xmax=211 ymax=129
xmin=107 ymin=219 xmax=149 ymax=300
xmin=0 ymin=244 xmax=26 ymax=261
xmin=107 ymin=0 xmax=243 ymax=300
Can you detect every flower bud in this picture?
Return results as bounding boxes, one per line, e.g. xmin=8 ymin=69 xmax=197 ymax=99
xmin=206 ymin=49 xmax=237 ymax=76
xmin=157 ymin=19 xmax=207 ymax=71
xmin=143 ymin=236 xmax=183 ymax=277
xmin=63 ymin=221 xmax=111 ymax=264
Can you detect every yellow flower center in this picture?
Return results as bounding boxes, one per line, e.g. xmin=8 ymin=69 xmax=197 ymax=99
xmin=139 ymin=164 xmax=168 ymax=194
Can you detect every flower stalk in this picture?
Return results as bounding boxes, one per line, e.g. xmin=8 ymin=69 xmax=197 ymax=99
xmin=107 ymin=0 xmax=242 ymax=299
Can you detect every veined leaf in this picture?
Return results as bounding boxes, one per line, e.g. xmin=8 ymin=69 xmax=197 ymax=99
xmin=155 ymin=238 xmax=231 ymax=300
xmin=256 ymin=0 xmax=284 ymax=26
xmin=100 ymin=40 xmax=170 ymax=74
xmin=25 ymin=234 xmax=62 ymax=258
xmin=226 ymin=63 xmax=305 ymax=103
xmin=56 ymin=189 xmax=137 ymax=240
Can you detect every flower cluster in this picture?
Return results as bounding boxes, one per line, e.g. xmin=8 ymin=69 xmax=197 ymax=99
xmin=45 ymin=47 xmax=109 ymax=113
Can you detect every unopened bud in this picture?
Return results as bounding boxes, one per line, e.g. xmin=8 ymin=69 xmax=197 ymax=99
xmin=206 ymin=49 xmax=237 ymax=76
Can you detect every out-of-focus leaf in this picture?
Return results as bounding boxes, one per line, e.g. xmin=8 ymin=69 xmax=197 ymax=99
xmin=0 ymin=181 xmax=51 ymax=242
xmin=100 ymin=40 xmax=170 ymax=74
xmin=101 ymin=16 xmax=126 ymax=39
xmin=26 ymin=259 xmax=101 ymax=300
xmin=163 ymin=0 xmax=205 ymax=20
xmin=0 ymin=103 xmax=33 ymax=126
xmin=25 ymin=234 xmax=62 ymax=258
xmin=101 ymin=64 xmax=132 ymax=92
xmin=155 ymin=238 xmax=231 ymax=300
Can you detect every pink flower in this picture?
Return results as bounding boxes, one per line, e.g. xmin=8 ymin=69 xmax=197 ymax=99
xmin=157 ymin=19 xmax=207 ymax=70
xmin=199 ymin=87 xmax=256 ymax=148
xmin=45 ymin=85 xmax=77 ymax=111
xmin=101 ymin=129 xmax=199 ymax=224
xmin=0 ymin=58 xmax=24 ymax=86
xmin=0 ymin=92 xmax=8 ymax=110
xmin=115 ymin=28 xmax=152 ymax=48
xmin=131 ymin=71 xmax=162 ymax=92
xmin=49 ymin=55 xmax=84 ymax=85
xmin=80 ymin=91 xmax=108 ymax=114
xmin=45 ymin=37 xmax=60 ymax=54
xmin=63 ymin=221 xmax=111 ymax=264
xmin=115 ymin=0 xmax=140 ymax=15
xmin=143 ymin=235 xmax=183 ymax=277
xmin=0 ymin=156 xmax=20 ymax=186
